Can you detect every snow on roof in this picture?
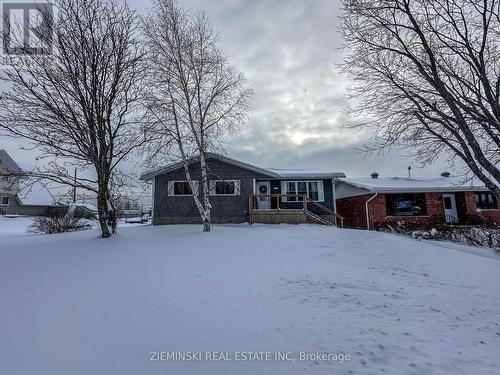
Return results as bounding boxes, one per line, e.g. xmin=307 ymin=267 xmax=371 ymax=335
xmin=341 ymin=176 xmax=488 ymax=193
xmin=70 ymin=202 xmax=98 ymax=212
xmin=17 ymin=181 xmax=56 ymax=206
xmin=141 ymin=153 xmax=345 ymax=180
xmin=266 ymin=168 xmax=345 ymax=179
xmin=18 ymin=162 xmax=35 ymax=173
xmin=0 ymin=149 xmax=23 ymax=174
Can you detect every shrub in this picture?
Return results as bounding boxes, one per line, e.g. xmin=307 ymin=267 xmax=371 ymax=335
xmin=378 ymin=221 xmax=500 ymax=249
xmin=28 ymin=214 xmax=90 ymax=234
xmin=439 ymin=226 xmax=500 ymax=249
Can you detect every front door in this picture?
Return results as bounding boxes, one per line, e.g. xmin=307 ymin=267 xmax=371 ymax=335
xmin=442 ymin=193 xmax=458 ymax=223
xmin=256 ymin=181 xmax=271 ymax=209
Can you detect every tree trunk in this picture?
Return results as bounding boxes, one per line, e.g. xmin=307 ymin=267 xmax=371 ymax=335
xmin=108 ymin=204 xmax=117 ymax=234
xmin=97 ymin=186 xmax=111 ymax=238
xmin=200 ymin=153 xmax=212 ymax=232
xmin=202 ymin=218 xmax=211 ymax=232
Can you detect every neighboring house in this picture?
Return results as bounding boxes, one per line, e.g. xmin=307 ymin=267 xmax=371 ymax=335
xmin=335 ymin=176 xmax=500 ymax=229
xmin=140 ymin=153 xmax=346 ymax=226
xmin=0 ymin=149 xmax=56 ymax=216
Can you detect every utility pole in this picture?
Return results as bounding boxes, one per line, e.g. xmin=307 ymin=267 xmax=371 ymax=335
xmin=73 ymin=168 xmax=77 ymax=203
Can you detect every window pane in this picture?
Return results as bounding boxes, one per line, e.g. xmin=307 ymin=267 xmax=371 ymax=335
xmin=308 ymin=182 xmax=319 ymax=201
xmin=386 ymin=193 xmax=426 ymax=216
xmin=215 ymin=181 xmax=225 ymax=195
xmin=287 ymin=182 xmax=296 ymax=201
xmin=308 ymin=182 xmax=318 ymax=191
xmin=1 ymin=196 xmax=9 ymax=205
xmin=225 ymin=182 xmax=235 ymax=194
xmin=216 ymin=181 xmax=235 ymax=195
xmin=443 ymin=197 xmax=452 ymax=209
xmin=174 ymin=181 xmax=192 ymax=195
xmin=309 ymin=191 xmax=319 ymax=201
xmin=297 ymin=182 xmax=306 ymax=201
xmin=475 ymin=192 xmax=498 ymax=209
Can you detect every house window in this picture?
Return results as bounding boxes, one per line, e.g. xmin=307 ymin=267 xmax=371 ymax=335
xmin=174 ymin=181 xmax=192 ymax=195
xmin=386 ymin=193 xmax=427 ymax=216
xmin=1 ymin=196 xmax=10 ymax=205
xmin=1 ymin=175 xmax=10 ymax=181
xmin=168 ymin=180 xmax=199 ymax=196
xmin=210 ymin=180 xmax=240 ymax=196
xmin=475 ymin=192 xmax=497 ymax=209
xmin=282 ymin=180 xmax=324 ymax=202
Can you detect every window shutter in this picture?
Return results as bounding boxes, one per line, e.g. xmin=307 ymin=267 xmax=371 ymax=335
xmin=209 ymin=180 xmax=216 ymax=196
xmin=235 ymin=180 xmax=241 ymax=195
xmin=318 ymin=181 xmax=324 ymax=202
xmin=281 ymin=181 xmax=287 ymax=202
xmin=167 ymin=181 xmax=174 ymax=196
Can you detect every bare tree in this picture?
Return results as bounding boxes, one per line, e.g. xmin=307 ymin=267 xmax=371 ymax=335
xmin=142 ymin=0 xmax=252 ymax=232
xmin=340 ymin=0 xmax=500 ymax=197
xmin=0 ymin=0 xmax=145 ymax=237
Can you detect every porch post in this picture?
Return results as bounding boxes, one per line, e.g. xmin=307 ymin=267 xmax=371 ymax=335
xmin=248 ymin=194 xmax=253 ymax=224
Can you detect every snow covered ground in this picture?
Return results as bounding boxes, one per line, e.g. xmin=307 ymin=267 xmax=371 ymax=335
xmin=0 ymin=216 xmax=148 ymax=236
xmin=0 ymin=216 xmax=36 ymax=236
xmin=0 ymin=224 xmax=498 ymax=375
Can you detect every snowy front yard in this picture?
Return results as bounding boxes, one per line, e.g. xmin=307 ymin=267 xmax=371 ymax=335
xmin=0 ymin=224 xmax=499 ymax=375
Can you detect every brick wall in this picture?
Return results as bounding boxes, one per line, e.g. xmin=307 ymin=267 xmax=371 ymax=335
xmin=464 ymin=191 xmax=500 ymax=226
xmin=336 ymin=194 xmax=376 ymax=228
xmin=338 ymin=192 xmax=452 ymax=229
xmin=337 ymin=191 xmax=500 ymax=229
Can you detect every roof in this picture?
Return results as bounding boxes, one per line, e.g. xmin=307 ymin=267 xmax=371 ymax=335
xmin=266 ymin=168 xmax=346 ymax=179
xmin=340 ymin=176 xmax=489 ymax=193
xmin=0 ymin=149 xmax=23 ymax=174
xmin=17 ymin=181 xmax=56 ymax=206
xmin=140 ymin=153 xmax=345 ymax=180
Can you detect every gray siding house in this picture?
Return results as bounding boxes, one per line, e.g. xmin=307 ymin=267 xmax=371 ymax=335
xmin=0 ymin=149 xmax=56 ymax=216
xmin=141 ymin=154 xmax=346 ymax=226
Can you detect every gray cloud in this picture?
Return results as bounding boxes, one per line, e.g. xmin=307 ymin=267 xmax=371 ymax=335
xmin=1 ymin=0 xmax=451 ymax=180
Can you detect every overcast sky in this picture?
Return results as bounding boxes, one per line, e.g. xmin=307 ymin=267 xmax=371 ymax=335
xmin=0 ymin=0 xmax=452 ymax=180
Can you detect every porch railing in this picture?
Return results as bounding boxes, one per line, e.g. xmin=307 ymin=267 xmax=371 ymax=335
xmin=249 ymin=194 xmax=344 ymax=227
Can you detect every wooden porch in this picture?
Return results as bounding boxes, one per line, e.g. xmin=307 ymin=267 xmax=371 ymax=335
xmin=248 ymin=194 xmax=344 ymax=227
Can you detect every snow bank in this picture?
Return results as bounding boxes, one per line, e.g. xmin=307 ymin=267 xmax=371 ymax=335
xmin=0 ymin=216 xmax=34 ymax=236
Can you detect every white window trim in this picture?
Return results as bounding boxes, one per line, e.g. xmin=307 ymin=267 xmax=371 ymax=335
xmin=167 ymin=180 xmax=200 ymax=197
xmin=209 ymin=180 xmax=241 ymax=196
xmin=0 ymin=196 xmax=10 ymax=206
xmin=281 ymin=180 xmax=324 ymax=202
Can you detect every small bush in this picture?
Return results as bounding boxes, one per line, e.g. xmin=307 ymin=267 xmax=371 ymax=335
xmin=439 ymin=226 xmax=500 ymax=249
xmin=378 ymin=221 xmax=500 ymax=249
xmin=28 ymin=214 xmax=90 ymax=234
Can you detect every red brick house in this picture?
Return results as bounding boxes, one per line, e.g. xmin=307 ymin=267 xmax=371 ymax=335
xmin=334 ymin=176 xmax=500 ymax=230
